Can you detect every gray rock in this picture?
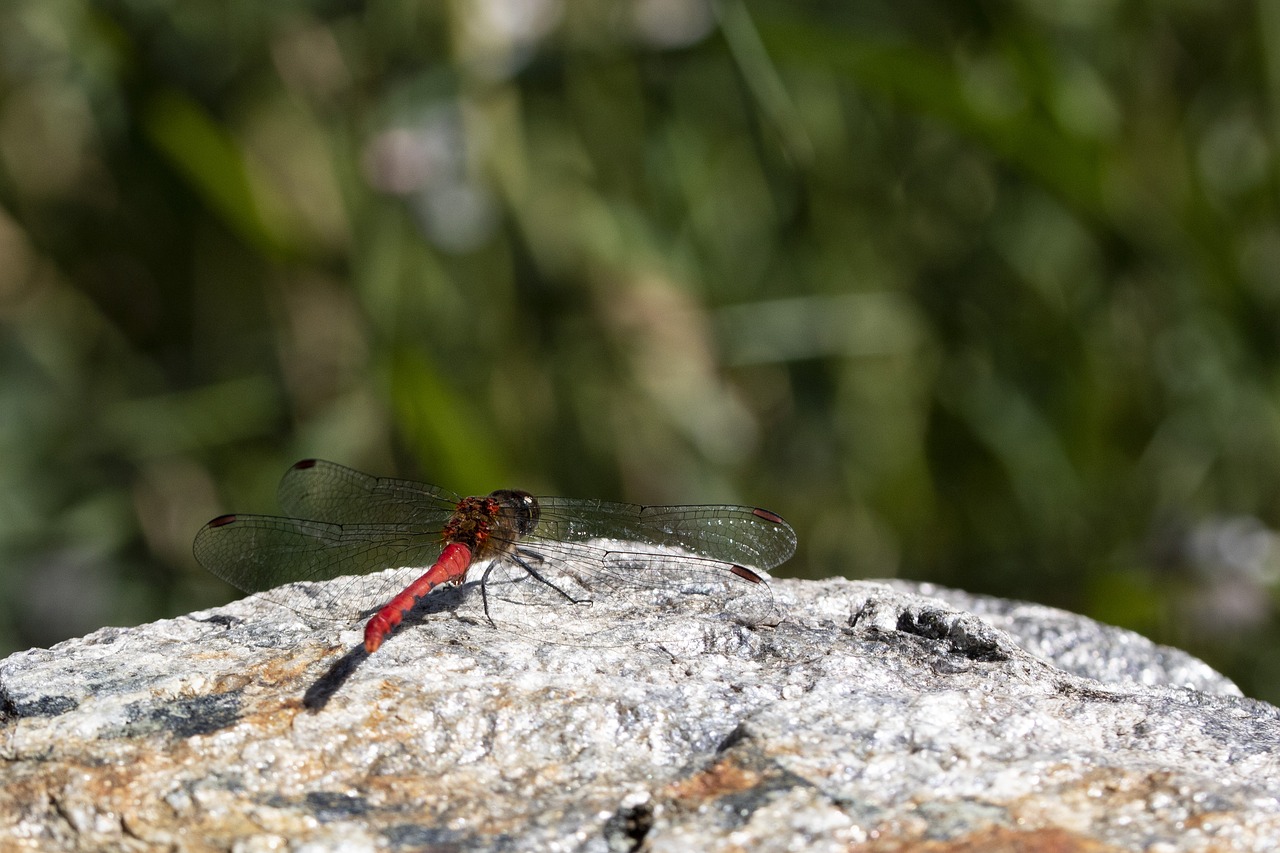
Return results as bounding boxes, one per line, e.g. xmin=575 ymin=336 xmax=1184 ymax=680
xmin=1 ymin=576 xmax=1277 ymax=851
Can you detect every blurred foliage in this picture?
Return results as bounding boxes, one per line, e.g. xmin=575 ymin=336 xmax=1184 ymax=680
xmin=2 ymin=0 xmax=1279 ymax=700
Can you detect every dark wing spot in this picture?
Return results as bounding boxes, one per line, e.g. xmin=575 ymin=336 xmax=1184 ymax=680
xmin=751 ymin=508 xmax=786 ymax=525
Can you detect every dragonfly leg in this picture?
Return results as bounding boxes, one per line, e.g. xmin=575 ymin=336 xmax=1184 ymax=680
xmin=478 ymin=561 xmax=500 ymax=628
xmin=477 ymin=551 xmax=594 ymax=629
xmin=511 ymin=550 xmax=590 ymax=605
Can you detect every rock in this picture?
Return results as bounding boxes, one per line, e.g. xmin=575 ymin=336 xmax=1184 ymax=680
xmin=1 ymin=576 xmax=1277 ymax=851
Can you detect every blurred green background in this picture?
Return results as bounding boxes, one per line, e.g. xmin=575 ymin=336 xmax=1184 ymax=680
xmin=3 ymin=0 xmax=1279 ymax=700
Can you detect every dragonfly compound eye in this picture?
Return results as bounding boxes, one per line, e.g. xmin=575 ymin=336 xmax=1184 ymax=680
xmin=490 ymin=489 xmax=540 ymax=536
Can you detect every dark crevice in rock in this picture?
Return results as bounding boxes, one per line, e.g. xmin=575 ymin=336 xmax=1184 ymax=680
xmin=894 ymin=607 xmax=1011 ymax=662
xmin=0 ymin=682 xmax=79 ymax=720
xmin=603 ymin=802 xmax=654 ymax=853
xmin=715 ymin=722 xmax=753 ymax=753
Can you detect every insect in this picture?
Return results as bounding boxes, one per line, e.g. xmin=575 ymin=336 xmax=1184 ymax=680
xmin=194 ymin=460 xmax=795 ymax=650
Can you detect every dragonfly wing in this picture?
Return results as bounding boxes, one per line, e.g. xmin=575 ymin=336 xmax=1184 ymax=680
xmin=594 ymin=548 xmax=781 ymax=626
xmin=277 ymin=459 xmax=460 ymax=525
xmin=531 ymin=499 xmax=796 ymax=571
xmin=470 ymin=540 xmax=781 ymax=647
xmin=194 ymin=513 xmax=447 ymax=615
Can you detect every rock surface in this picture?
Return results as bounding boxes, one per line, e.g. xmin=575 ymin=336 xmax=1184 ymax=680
xmin=1 ymin=576 xmax=1278 ymax=852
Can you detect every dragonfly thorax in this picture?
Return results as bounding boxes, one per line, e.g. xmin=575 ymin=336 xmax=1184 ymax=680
xmin=441 ymin=490 xmax=540 ymax=558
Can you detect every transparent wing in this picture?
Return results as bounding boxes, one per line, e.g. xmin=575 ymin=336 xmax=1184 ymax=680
xmin=193 ymin=514 xmax=446 ymax=616
xmin=531 ymin=499 xmax=796 ymax=572
xmin=277 ymin=460 xmax=796 ymax=574
xmin=463 ymin=538 xmax=783 ymax=646
xmin=278 ymin=459 xmax=460 ymax=525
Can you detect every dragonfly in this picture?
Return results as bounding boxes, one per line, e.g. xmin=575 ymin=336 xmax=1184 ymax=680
xmin=193 ymin=460 xmax=795 ymax=651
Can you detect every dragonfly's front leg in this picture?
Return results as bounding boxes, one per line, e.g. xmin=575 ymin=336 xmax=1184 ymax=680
xmin=477 ymin=553 xmax=590 ymax=627
xmin=511 ymin=550 xmax=589 ymax=605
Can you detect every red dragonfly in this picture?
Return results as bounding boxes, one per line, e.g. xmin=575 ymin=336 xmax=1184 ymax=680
xmin=193 ymin=460 xmax=795 ymax=652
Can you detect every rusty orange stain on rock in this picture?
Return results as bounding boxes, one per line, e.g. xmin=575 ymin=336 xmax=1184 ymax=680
xmin=664 ymin=755 xmax=763 ymax=803
xmin=852 ymin=824 xmax=1125 ymax=853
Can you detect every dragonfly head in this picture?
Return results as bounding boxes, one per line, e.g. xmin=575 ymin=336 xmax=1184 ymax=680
xmin=489 ymin=489 xmax=540 ymax=537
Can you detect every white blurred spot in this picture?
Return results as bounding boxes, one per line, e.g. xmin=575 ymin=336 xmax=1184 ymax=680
xmin=361 ymin=107 xmax=497 ymax=253
xmin=632 ymin=0 xmax=715 ymax=48
xmin=458 ymin=0 xmax=564 ymax=79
